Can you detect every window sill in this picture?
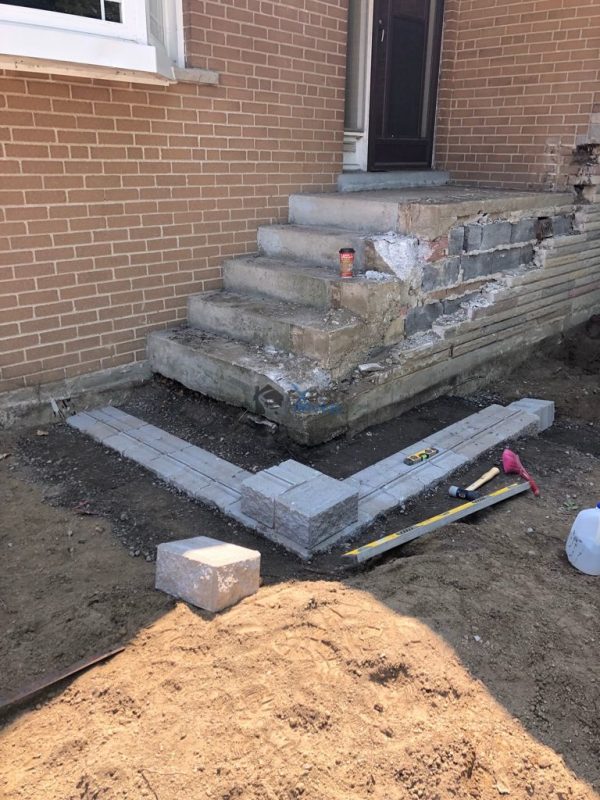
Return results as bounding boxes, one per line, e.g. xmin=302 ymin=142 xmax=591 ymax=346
xmin=0 ymin=20 xmax=218 ymax=86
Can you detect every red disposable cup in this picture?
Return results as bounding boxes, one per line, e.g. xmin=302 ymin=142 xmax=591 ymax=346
xmin=339 ymin=247 xmax=355 ymax=278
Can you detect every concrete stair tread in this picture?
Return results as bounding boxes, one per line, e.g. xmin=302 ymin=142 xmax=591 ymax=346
xmin=191 ymin=289 xmax=362 ymax=331
xmin=224 ymin=254 xmax=343 ymax=283
xmin=149 ymin=326 xmax=333 ymax=389
xmin=261 ymin=222 xmax=365 ymax=239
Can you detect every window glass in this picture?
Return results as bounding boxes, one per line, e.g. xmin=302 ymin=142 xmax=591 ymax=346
xmin=0 ymin=0 xmax=122 ymax=23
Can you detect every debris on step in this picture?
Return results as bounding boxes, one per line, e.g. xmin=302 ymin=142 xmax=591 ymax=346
xmin=244 ymin=413 xmax=278 ymax=433
xmin=357 ymin=363 xmax=385 ymax=374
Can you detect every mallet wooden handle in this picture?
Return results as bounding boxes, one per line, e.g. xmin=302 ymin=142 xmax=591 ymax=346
xmin=467 ymin=467 xmax=500 ymax=492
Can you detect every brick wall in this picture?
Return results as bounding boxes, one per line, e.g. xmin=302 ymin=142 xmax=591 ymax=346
xmin=0 ymin=0 xmax=347 ymax=396
xmin=435 ymin=0 xmax=600 ymax=190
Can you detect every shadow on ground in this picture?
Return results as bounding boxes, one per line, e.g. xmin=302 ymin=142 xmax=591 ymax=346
xmin=1 ymin=323 xmax=599 ymax=794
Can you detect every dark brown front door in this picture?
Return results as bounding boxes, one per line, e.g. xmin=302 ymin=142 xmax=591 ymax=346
xmin=368 ymin=0 xmax=444 ymax=171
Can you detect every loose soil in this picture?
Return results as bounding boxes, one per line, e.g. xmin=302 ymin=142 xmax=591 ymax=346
xmin=1 ymin=322 xmax=599 ymax=799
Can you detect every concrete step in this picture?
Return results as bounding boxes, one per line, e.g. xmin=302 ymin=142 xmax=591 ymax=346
xmin=337 ymin=169 xmax=450 ymax=193
xmin=223 ymin=255 xmax=339 ymax=308
xmin=222 ymin=255 xmax=404 ymax=323
xmin=288 ymin=186 xmax=574 ymax=238
xmin=257 ymin=224 xmax=367 ymax=269
xmin=187 ymin=290 xmax=366 ymax=374
xmin=147 ymin=327 xmax=344 ymax=445
xmin=147 ymin=296 xmax=575 ymax=445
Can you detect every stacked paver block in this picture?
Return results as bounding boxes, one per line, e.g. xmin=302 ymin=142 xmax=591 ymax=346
xmin=156 ymin=536 xmax=260 ymax=613
xmin=240 ymin=459 xmax=359 ymax=558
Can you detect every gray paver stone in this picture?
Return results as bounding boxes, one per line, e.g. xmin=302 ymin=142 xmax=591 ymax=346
xmin=148 ymin=454 xmax=189 ymax=481
xmin=274 ymin=475 xmax=359 ymax=548
xmin=197 ymin=482 xmax=242 ymax=512
xmin=382 ymin=476 xmax=426 ymax=504
xmin=172 ymin=446 xmax=249 ymax=488
xmin=67 ymin=412 xmax=119 ymax=443
xmin=507 ymin=398 xmax=554 ymax=431
xmin=156 ymin=536 xmax=260 ymax=613
xmin=89 ymin=406 xmax=147 ymax=430
xmin=358 ymin=489 xmax=400 ymax=519
xmin=267 ymin=459 xmax=321 ymax=484
xmin=103 ymin=431 xmax=148 ymax=455
xmin=170 ymin=467 xmax=213 ymax=496
xmin=241 ymin=471 xmax=291 ymax=527
xmin=127 ymin=424 xmax=186 ymax=454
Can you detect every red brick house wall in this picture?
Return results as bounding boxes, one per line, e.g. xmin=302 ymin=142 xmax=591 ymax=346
xmin=435 ymin=0 xmax=600 ymax=190
xmin=0 ymin=0 xmax=347 ymax=396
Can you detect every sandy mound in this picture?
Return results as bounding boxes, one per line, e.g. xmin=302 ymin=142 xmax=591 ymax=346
xmin=1 ymin=580 xmax=595 ymax=800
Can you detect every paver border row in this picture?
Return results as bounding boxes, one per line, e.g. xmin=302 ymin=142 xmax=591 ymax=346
xmin=67 ymin=397 xmax=554 ymax=559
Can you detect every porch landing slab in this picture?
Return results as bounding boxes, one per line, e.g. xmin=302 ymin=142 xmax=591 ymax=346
xmin=289 ymin=186 xmax=575 ymax=238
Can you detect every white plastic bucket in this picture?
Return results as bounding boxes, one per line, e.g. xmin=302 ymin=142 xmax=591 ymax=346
xmin=566 ymin=503 xmax=600 ymax=576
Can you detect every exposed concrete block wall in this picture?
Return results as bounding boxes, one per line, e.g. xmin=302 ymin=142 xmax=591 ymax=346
xmin=435 ymin=0 xmax=600 ymax=190
xmin=0 ymin=0 xmax=347 ymax=396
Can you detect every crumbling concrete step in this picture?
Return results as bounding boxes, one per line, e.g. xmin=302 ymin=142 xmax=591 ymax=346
xmin=337 ymin=169 xmax=450 ymax=193
xmin=223 ymin=256 xmax=340 ymax=308
xmin=147 ymin=327 xmax=346 ymax=445
xmin=288 ymin=186 xmax=574 ymax=238
xmin=222 ymin=255 xmax=403 ymax=322
xmin=257 ymin=224 xmax=368 ymax=269
xmin=187 ymin=290 xmax=366 ymax=372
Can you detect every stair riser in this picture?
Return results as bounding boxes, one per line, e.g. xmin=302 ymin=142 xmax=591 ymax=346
xmin=337 ymin=170 xmax=450 ymax=193
xmin=223 ymin=259 xmax=332 ymax=309
xmin=258 ymin=225 xmax=367 ymax=269
xmin=289 ymin=194 xmax=401 ymax=234
xmin=187 ymin=295 xmax=364 ymax=375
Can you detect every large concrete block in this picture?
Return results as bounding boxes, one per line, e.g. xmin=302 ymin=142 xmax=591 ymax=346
xmin=511 ymin=218 xmax=536 ymax=244
xmin=405 ymin=301 xmax=443 ymax=335
xmin=274 ymin=475 xmax=359 ymax=548
xmin=464 ymin=224 xmax=483 ymax=252
xmin=156 ymin=536 xmax=260 ymax=613
xmin=480 ymin=221 xmax=512 ymax=250
xmin=461 ymin=244 xmax=534 ymax=280
xmin=448 ymin=226 xmax=465 ymax=256
xmin=421 ymin=257 xmax=460 ymax=292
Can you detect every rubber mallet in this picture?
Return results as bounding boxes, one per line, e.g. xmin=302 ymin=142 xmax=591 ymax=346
xmin=448 ymin=466 xmax=500 ymax=501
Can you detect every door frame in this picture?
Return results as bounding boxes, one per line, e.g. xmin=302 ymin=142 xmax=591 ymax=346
xmin=342 ymin=0 xmax=444 ymax=173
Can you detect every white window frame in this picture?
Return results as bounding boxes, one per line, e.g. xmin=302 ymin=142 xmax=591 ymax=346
xmin=0 ymin=0 xmax=185 ymax=84
xmin=0 ymin=1 xmax=147 ymax=43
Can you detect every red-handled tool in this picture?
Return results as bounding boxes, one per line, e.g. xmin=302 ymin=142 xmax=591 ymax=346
xmin=502 ymin=448 xmax=540 ymax=496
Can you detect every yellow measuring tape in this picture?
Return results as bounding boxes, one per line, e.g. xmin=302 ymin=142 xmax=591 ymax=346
xmin=344 ymin=482 xmax=528 ymax=562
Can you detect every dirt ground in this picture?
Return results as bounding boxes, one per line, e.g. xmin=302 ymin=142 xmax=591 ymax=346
xmin=1 ymin=320 xmax=599 ymax=800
